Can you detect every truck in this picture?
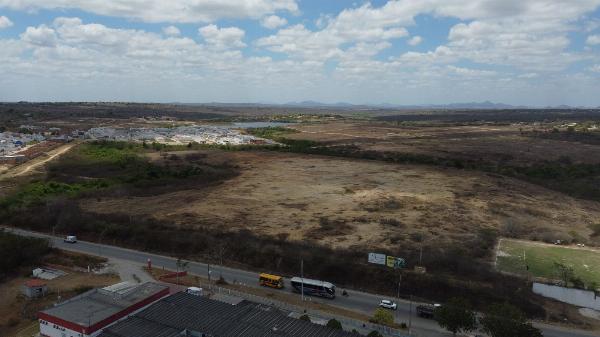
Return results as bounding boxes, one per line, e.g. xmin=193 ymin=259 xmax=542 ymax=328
xmin=416 ymin=303 xmax=441 ymax=319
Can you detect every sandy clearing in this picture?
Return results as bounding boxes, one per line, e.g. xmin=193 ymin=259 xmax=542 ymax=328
xmin=81 ymin=151 xmax=600 ymax=250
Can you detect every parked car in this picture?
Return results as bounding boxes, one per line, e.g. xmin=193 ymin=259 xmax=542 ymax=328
xmin=379 ymin=299 xmax=397 ymax=310
xmin=64 ymin=235 xmax=77 ymax=243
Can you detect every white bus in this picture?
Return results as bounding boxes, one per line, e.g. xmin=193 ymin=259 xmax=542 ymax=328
xmin=290 ymin=277 xmax=335 ymax=299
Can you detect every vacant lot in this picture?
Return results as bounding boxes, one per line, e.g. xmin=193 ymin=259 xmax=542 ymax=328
xmin=496 ymin=239 xmax=600 ymax=287
xmin=82 ymin=150 xmax=600 ymax=251
xmin=286 ymin=121 xmax=600 ymax=166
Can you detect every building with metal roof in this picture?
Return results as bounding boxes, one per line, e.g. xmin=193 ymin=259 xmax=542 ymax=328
xmin=38 ymin=282 xmax=169 ymax=337
xmin=98 ymin=292 xmax=357 ymax=337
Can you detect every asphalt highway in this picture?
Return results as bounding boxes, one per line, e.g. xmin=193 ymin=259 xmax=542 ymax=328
xmin=6 ymin=227 xmax=599 ymax=337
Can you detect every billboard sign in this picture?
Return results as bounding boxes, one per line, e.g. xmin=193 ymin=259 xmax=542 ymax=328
xmin=386 ymin=256 xmax=406 ymax=269
xmin=368 ymin=253 xmax=386 ymax=265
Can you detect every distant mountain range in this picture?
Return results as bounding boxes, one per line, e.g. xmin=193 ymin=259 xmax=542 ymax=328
xmin=282 ymin=100 xmax=550 ymax=110
xmin=201 ymin=101 xmax=594 ymax=110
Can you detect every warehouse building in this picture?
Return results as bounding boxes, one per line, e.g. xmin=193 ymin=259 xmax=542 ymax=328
xmin=38 ymin=282 xmax=169 ymax=337
xmin=99 ymin=292 xmax=356 ymax=337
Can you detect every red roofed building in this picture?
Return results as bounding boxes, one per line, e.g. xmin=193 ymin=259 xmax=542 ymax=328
xmin=22 ymin=279 xmax=48 ymax=298
xmin=38 ymin=282 xmax=169 ymax=337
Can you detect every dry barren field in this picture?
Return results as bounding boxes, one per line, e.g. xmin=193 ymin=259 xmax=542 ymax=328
xmin=287 ymin=121 xmax=600 ymax=165
xmin=81 ymin=150 xmax=600 ymax=250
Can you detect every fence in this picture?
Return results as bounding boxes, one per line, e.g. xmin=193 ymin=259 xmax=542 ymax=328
xmin=533 ymin=282 xmax=600 ymax=310
xmin=206 ymin=284 xmax=413 ymax=337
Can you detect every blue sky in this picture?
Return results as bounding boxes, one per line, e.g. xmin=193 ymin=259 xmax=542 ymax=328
xmin=0 ymin=0 xmax=600 ymax=106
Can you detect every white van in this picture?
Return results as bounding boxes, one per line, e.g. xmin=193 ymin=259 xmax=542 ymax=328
xmin=64 ymin=235 xmax=77 ymax=243
xmin=185 ymin=287 xmax=203 ymax=296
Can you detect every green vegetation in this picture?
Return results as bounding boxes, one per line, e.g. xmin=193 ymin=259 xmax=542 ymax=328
xmin=0 ymin=230 xmax=50 ymax=280
xmin=1 ymin=141 xmax=237 ymax=216
xmin=370 ymin=308 xmax=394 ymax=326
xmin=589 ymin=223 xmax=600 ymax=237
xmin=299 ymin=314 xmax=311 ymax=322
xmin=496 ymin=239 xmax=600 ymax=288
xmin=434 ymin=298 xmax=476 ymax=337
xmin=367 ymin=331 xmax=383 ymax=337
xmin=326 ymin=319 xmax=342 ymax=330
xmin=0 ymin=180 xmax=110 ymax=212
xmin=245 ymin=126 xmax=298 ymax=140
xmin=481 ymin=303 xmax=542 ymax=337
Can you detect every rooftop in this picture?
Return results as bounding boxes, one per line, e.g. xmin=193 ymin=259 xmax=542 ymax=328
xmin=24 ymin=279 xmax=47 ymax=288
xmin=40 ymin=282 xmax=168 ymax=328
xmin=98 ymin=292 xmax=355 ymax=337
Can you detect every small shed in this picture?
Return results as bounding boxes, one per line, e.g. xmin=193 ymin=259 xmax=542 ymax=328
xmin=22 ymin=279 xmax=48 ymax=298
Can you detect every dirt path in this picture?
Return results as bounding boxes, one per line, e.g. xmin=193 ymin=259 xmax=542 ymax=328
xmin=0 ymin=142 xmax=77 ymax=181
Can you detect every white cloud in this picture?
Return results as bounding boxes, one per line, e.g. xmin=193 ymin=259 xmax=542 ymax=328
xmin=199 ymin=24 xmax=246 ymax=49
xmin=257 ymin=2 xmax=413 ymax=62
xmin=0 ymin=0 xmax=299 ymax=23
xmin=0 ymin=15 xmax=12 ymax=29
xmin=447 ymin=65 xmax=496 ymax=77
xmin=162 ymin=26 xmax=181 ymax=37
xmin=2 ymin=1 xmax=600 ymax=105
xmin=518 ymin=73 xmax=539 ymax=79
xmin=261 ymin=15 xmax=287 ymax=29
xmin=587 ymin=34 xmax=600 ymax=45
xmin=407 ymin=35 xmax=422 ymax=46
xmin=21 ymin=25 xmax=58 ymax=47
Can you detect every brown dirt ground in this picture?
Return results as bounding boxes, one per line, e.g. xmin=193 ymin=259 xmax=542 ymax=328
xmin=286 ymin=121 xmax=600 ymax=165
xmin=81 ymin=150 xmax=600 ymax=250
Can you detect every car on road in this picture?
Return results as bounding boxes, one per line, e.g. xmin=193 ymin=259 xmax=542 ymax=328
xmin=379 ymin=299 xmax=397 ymax=310
xmin=63 ymin=235 xmax=77 ymax=243
xmin=185 ymin=287 xmax=203 ymax=296
xmin=416 ymin=303 xmax=441 ymax=318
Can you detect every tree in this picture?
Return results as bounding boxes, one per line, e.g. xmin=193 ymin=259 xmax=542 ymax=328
xmin=326 ymin=319 xmax=342 ymax=330
xmin=435 ymin=298 xmax=476 ymax=336
xmin=176 ymin=258 xmax=189 ymax=285
xmin=554 ymin=261 xmax=575 ymax=286
xmin=481 ymin=303 xmax=542 ymax=337
xmin=367 ymin=331 xmax=383 ymax=337
xmin=371 ymin=308 xmax=394 ymax=326
xmin=299 ymin=314 xmax=311 ymax=322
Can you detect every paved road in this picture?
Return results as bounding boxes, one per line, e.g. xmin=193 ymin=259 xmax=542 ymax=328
xmin=6 ymin=227 xmax=599 ymax=337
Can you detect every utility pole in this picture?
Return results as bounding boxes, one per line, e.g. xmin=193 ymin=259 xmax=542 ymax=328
xmin=208 ymin=263 xmax=211 ymax=289
xmin=219 ymin=246 xmax=224 ymax=279
xmin=408 ymin=295 xmax=413 ymax=335
xmin=396 ymin=270 xmax=402 ymax=321
xmin=301 ymin=258 xmax=304 ymax=302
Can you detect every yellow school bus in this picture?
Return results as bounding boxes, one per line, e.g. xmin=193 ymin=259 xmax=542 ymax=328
xmin=259 ymin=273 xmax=284 ymax=289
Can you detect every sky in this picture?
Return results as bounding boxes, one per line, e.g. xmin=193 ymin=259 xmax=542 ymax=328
xmin=1 ymin=0 xmax=600 ymax=106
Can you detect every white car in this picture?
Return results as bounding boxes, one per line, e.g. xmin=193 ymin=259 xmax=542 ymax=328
xmin=64 ymin=235 xmax=77 ymax=243
xmin=186 ymin=287 xmax=203 ymax=296
xmin=379 ymin=299 xmax=397 ymax=310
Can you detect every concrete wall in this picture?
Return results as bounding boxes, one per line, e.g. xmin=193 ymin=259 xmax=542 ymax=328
xmin=533 ymin=282 xmax=600 ymax=310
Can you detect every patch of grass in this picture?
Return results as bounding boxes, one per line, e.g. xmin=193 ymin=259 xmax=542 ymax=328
xmin=496 ymin=239 xmax=600 ymax=287
xmin=245 ymin=126 xmax=298 ymax=140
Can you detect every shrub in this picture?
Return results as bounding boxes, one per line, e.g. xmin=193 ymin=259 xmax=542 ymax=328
xmin=367 ymin=331 xmax=383 ymax=337
xmin=588 ymin=223 xmax=600 ymax=237
xmin=380 ymin=218 xmax=403 ymax=227
xmin=299 ymin=314 xmax=311 ymax=322
xmin=326 ymin=319 xmax=342 ymax=330
xmin=371 ymin=308 xmax=394 ymax=326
